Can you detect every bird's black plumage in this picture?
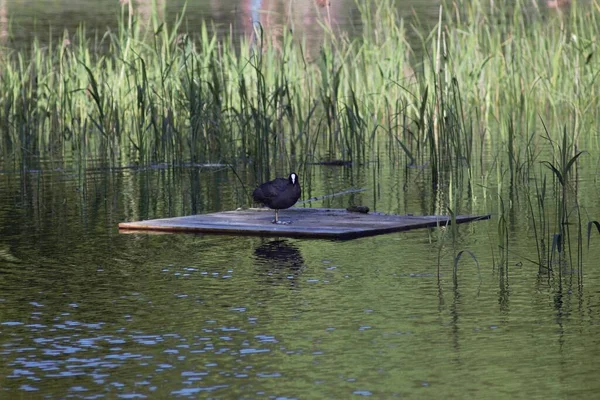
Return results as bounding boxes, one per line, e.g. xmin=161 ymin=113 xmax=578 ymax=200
xmin=252 ymin=173 xmax=301 ymax=223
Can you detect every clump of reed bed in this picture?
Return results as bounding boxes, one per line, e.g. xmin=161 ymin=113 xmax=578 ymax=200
xmin=0 ymin=0 xmax=413 ymax=177
xmin=0 ymin=0 xmax=598 ymax=173
xmin=1 ymin=0 xmax=600 ymax=228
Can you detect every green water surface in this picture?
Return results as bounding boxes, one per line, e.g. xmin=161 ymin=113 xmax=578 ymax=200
xmin=0 ymin=161 xmax=599 ymax=399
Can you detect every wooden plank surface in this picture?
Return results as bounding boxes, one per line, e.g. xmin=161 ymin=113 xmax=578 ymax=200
xmin=118 ymin=208 xmax=491 ymax=240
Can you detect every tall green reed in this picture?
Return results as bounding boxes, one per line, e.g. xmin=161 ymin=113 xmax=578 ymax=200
xmin=0 ymin=0 xmax=598 ymax=199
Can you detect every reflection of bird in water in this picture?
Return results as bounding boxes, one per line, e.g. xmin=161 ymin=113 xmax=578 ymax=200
xmin=253 ymin=239 xmax=305 ymax=287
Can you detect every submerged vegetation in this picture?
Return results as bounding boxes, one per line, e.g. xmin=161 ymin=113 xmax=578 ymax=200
xmin=0 ymin=0 xmax=599 ymax=276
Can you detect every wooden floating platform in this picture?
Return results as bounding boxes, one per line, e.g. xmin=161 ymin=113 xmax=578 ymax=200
xmin=118 ymin=208 xmax=491 ymax=240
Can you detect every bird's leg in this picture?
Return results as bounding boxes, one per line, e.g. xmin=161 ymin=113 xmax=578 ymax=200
xmin=273 ymin=209 xmax=292 ymax=225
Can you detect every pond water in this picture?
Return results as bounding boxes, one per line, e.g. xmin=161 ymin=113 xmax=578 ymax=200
xmin=0 ymin=160 xmax=599 ymax=399
xmin=1 ymin=0 xmax=600 ymax=398
xmin=1 ymin=0 xmax=438 ymax=51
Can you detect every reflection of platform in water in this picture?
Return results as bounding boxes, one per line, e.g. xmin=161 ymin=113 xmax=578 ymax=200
xmin=119 ymin=208 xmax=491 ymax=240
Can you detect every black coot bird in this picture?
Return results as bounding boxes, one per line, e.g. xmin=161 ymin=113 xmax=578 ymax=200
xmin=252 ymin=173 xmax=301 ymax=224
